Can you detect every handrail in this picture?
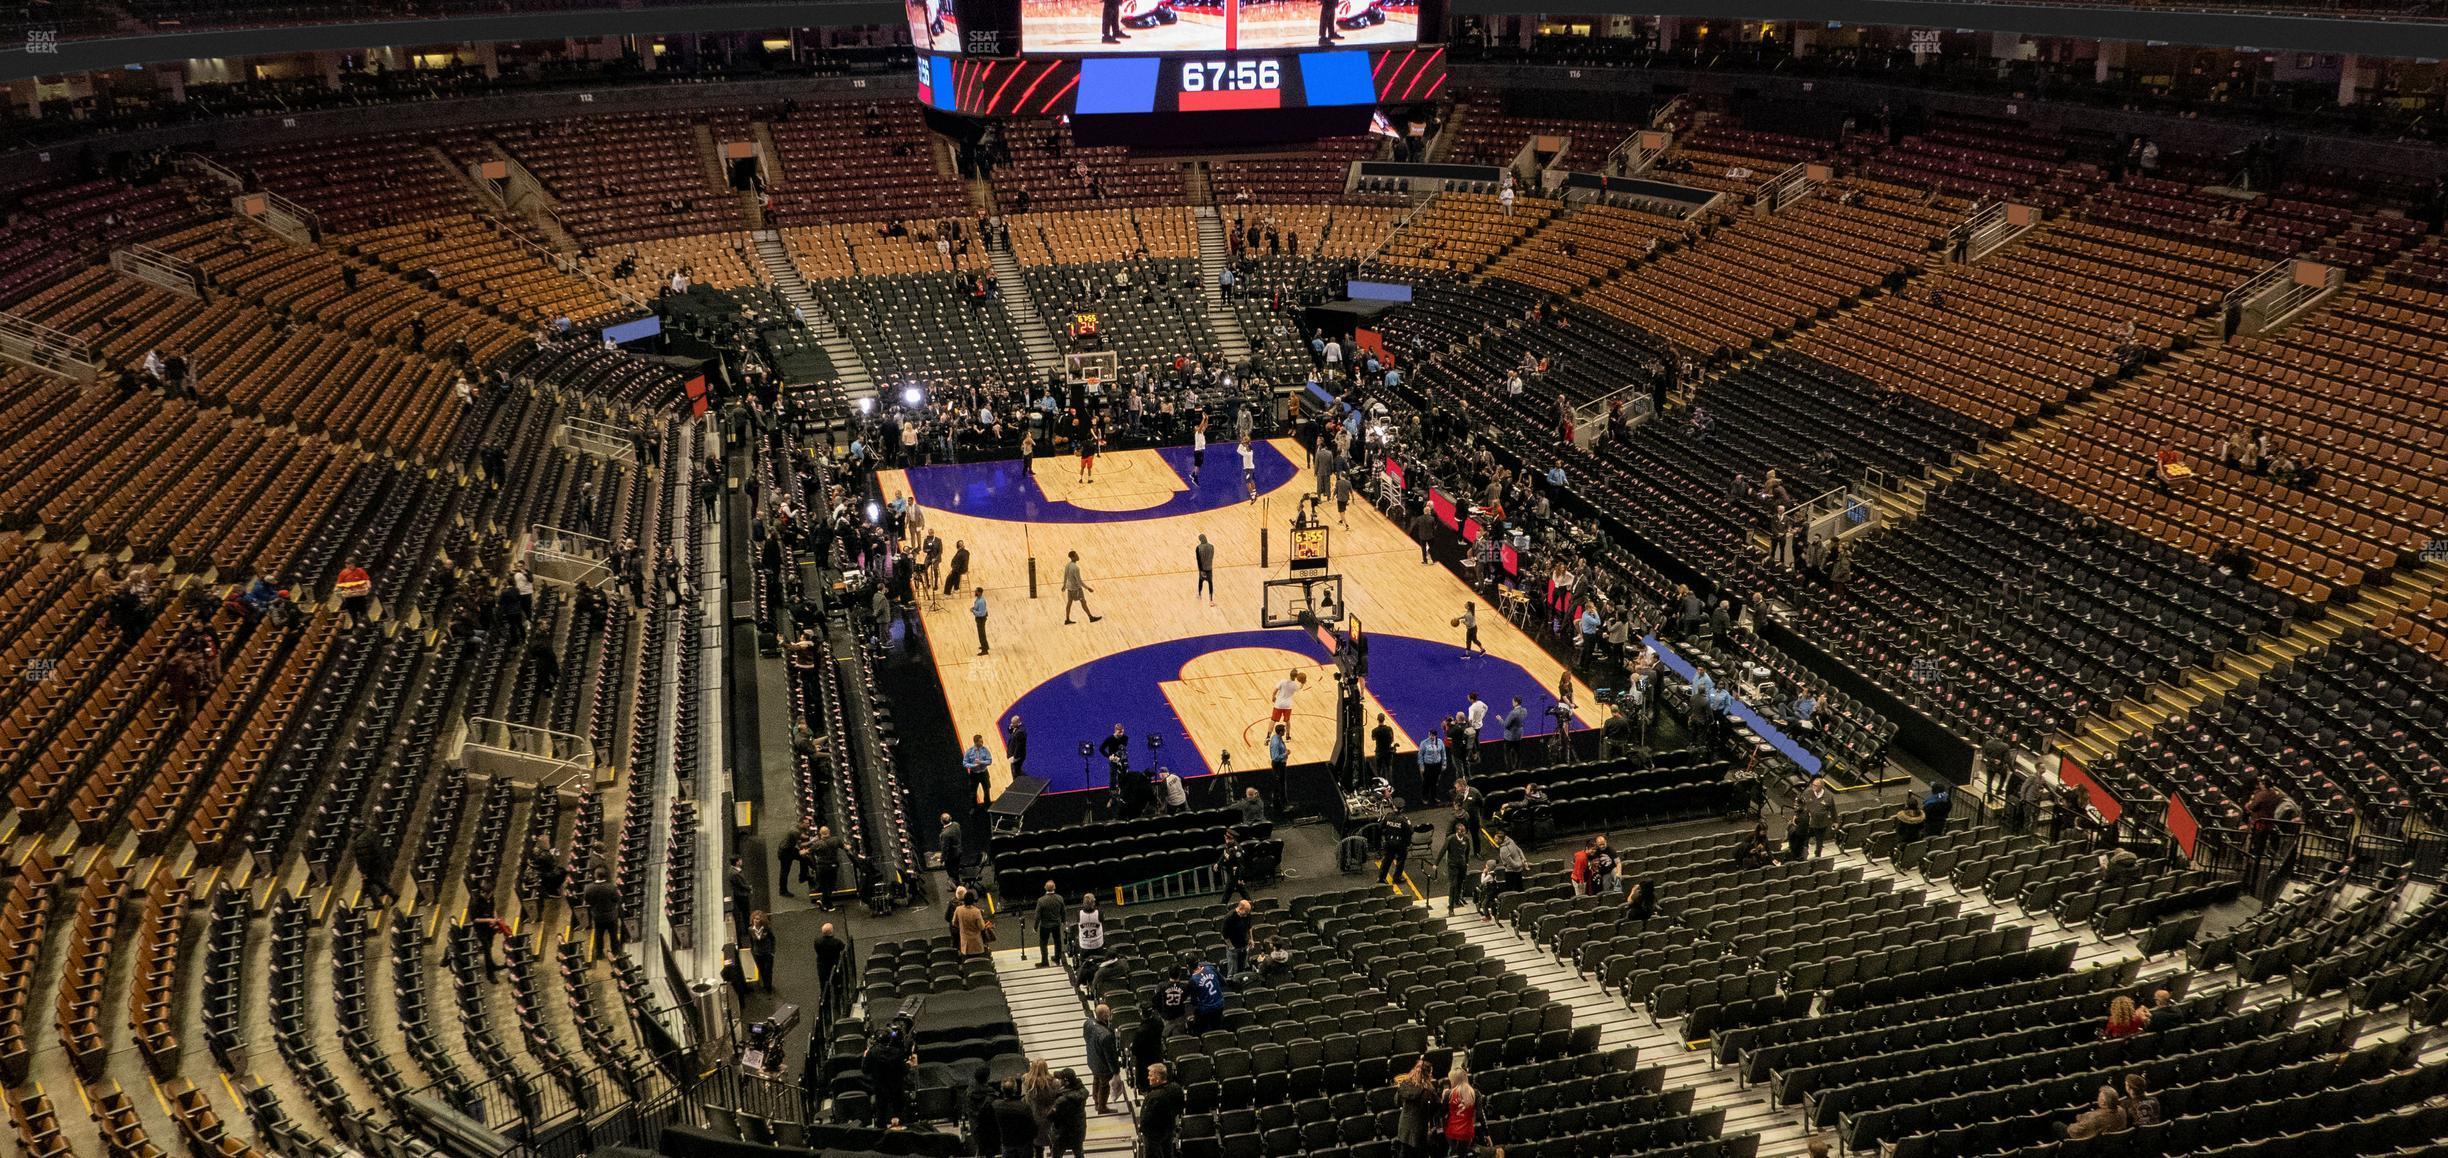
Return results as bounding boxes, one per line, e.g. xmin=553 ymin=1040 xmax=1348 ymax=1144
xmin=1753 ymin=160 xmax=1816 ymax=213
xmin=0 ymin=309 xmax=100 ymax=382
xmin=176 ymin=152 xmax=244 ymax=191
xmin=2222 ymin=254 xmax=2340 ymax=334
xmin=1650 ymin=94 xmax=1689 ymax=131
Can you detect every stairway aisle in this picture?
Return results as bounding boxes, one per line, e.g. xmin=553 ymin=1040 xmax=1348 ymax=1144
xmin=1417 ymin=888 xmax=1797 ymax=1152
xmin=1191 ymin=208 xmax=1253 ymax=365
xmin=985 ymin=232 xmax=1066 ymax=377
xmin=750 ymin=231 xmax=874 ymax=400
xmin=990 ymin=948 xmax=1138 ymax=1155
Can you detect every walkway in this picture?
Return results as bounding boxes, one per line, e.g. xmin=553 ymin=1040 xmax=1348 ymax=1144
xmin=990 ymin=946 xmax=1139 ymax=1155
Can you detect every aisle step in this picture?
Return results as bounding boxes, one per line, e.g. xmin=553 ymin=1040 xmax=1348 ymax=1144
xmin=991 ymin=948 xmax=1137 ymax=1154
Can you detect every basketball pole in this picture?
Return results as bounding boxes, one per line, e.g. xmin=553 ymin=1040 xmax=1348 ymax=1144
xmin=1259 ymin=496 xmax=1269 ymax=568
xmin=1025 ymin=525 xmax=1037 ymax=599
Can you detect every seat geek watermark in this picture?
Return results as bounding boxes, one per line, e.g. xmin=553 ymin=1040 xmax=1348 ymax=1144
xmin=26 ymin=28 xmax=60 ymax=54
xmin=22 ymin=657 xmax=55 ymax=684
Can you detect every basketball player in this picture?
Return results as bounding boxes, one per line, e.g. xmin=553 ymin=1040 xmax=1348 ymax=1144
xmin=1190 ymin=422 xmax=1207 ymax=485
xmin=1271 ymin=670 xmax=1304 ymax=740
xmin=1455 ymin=601 xmax=1487 ymax=657
xmin=1062 ymin=551 xmax=1101 ymax=625
xmin=1239 ymin=436 xmax=1258 ymax=504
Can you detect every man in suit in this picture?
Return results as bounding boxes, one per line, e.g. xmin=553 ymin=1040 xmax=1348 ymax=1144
xmin=1194 ymin=534 xmax=1216 ymax=605
xmin=583 ymin=869 xmax=622 ymax=961
xmin=1006 ymin=714 xmax=1029 ymax=776
xmin=1101 ymin=0 xmax=1126 ymax=42
xmin=937 ymin=812 xmax=965 ymax=896
xmin=943 ymin=539 xmax=970 ymax=594
xmin=1317 ymin=0 xmax=1344 ymax=43
xmin=725 ymin=854 xmax=754 ymax=942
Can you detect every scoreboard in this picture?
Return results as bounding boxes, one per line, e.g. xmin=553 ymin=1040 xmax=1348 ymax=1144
xmin=919 ymin=45 xmax=1442 ymax=116
xmin=911 ymin=0 xmax=1443 ymax=118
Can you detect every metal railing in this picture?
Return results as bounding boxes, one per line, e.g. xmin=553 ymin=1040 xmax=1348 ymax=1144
xmin=1607 ymin=127 xmax=1670 ymax=176
xmin=2167 ymin=819 xmax=2448 ymax=889
xmin=1650 ymin=94 xmax=1689 ymax=131
xmin=1753 ymin=161 xmax=1818 ymax=214
xmin=528 ymin=523 xmax=614 ymax=587
xmin=109 ymin=243 xmax=206 ymax=299
xmin=556 ymin=414 xmax=643 ymax=464
xmin=2223 ymin=255 xmax=2342 ymax=336
xmin=1780 ymin=484 xmax=1875 ymax=542
xmin=0 ymin=310 xmax=100 ymax=383
xmin=176 ymin=152 xmax=244 ymax=192
xmin=456 ymin=717 xmax=597 ymax=790
xmin=1941 ymin=201 xmax=2033 ymax=264
xmin=229 ymin=189 xmax=322 ymax=245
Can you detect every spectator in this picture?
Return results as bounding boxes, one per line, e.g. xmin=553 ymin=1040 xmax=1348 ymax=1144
xmin=954 ymin=891 xmax=992 ymax=957
xmin=1129 ymin=1000 xmax=1166 ymax=1092
xmin=1442 ymin=1059 xmax=1481 ymax=1153
xmin=1073 ymin=892 xmax=1108 ymax=994
xmin=583 ymin=869 xmax=621 ymax=961
xmin=1237 ymin=786 xmax=1267 ymax=825
xmin=1024 ymin=1060 xmax=1063 ymax=1155
xmin=1394 ymin=1059 xmax=1438 ymax=1157
xmin=1798 ymin=776 xmax=1838 ymax=857
xmin=1048 ymin=1069 xmax=1088 ymax=1158
xmin=1082 ymin=1005 xmax=1123 ymax=1115
xmin=1140 ymin=1064 xmax=1183 ymax=1158
xmin=1921 ymin=780 xmax=1955 ymax=835
xmin=1034 ymin=880 xmax=1066 ymax=967
xmin=989 ymin=1080 xmax=1035 ymax=1158
xmin=2144 ymin=987 xmax=2186 ymax=1032
xmin=2120 ymin=1072 xmax=2162 ymax=1126
xmin=1736 ymin=822 xmax=1775 ymax=868
xmin=1222 ymin=899 xmax=1255 ymax=977
xmin=746 ymin=911 xmax=777 ymax=994
xmin=2103 ymin=995 xmax=2149 ymax=1039
xmin=1486 ymin=830 xmax=1527 ymax=919
xmin=1623 ymin=879 xmax=1655 ymax=924
xmin=1188 ymin=958 xmax=1228 ymax=1032
xmin=2063 ymin=1084 xmax=2131 ymax=1140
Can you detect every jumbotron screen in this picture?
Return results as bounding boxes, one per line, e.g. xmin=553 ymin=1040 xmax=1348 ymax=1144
xmin=911 ymin=0 xmax=1442 ymax=116
xmin=910 ymin=0 xmax=1429 ymax=56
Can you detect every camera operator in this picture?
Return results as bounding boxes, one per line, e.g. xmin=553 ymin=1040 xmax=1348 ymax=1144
xmin=1543 ymin=697 xmax=1576 ymax=761
xmin=861 ymin=1009 xmax=920 ymax=1128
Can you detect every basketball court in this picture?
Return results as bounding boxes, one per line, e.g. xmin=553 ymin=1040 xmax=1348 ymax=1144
xmin=882 ymin=437 xmax=1596 ymax=799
